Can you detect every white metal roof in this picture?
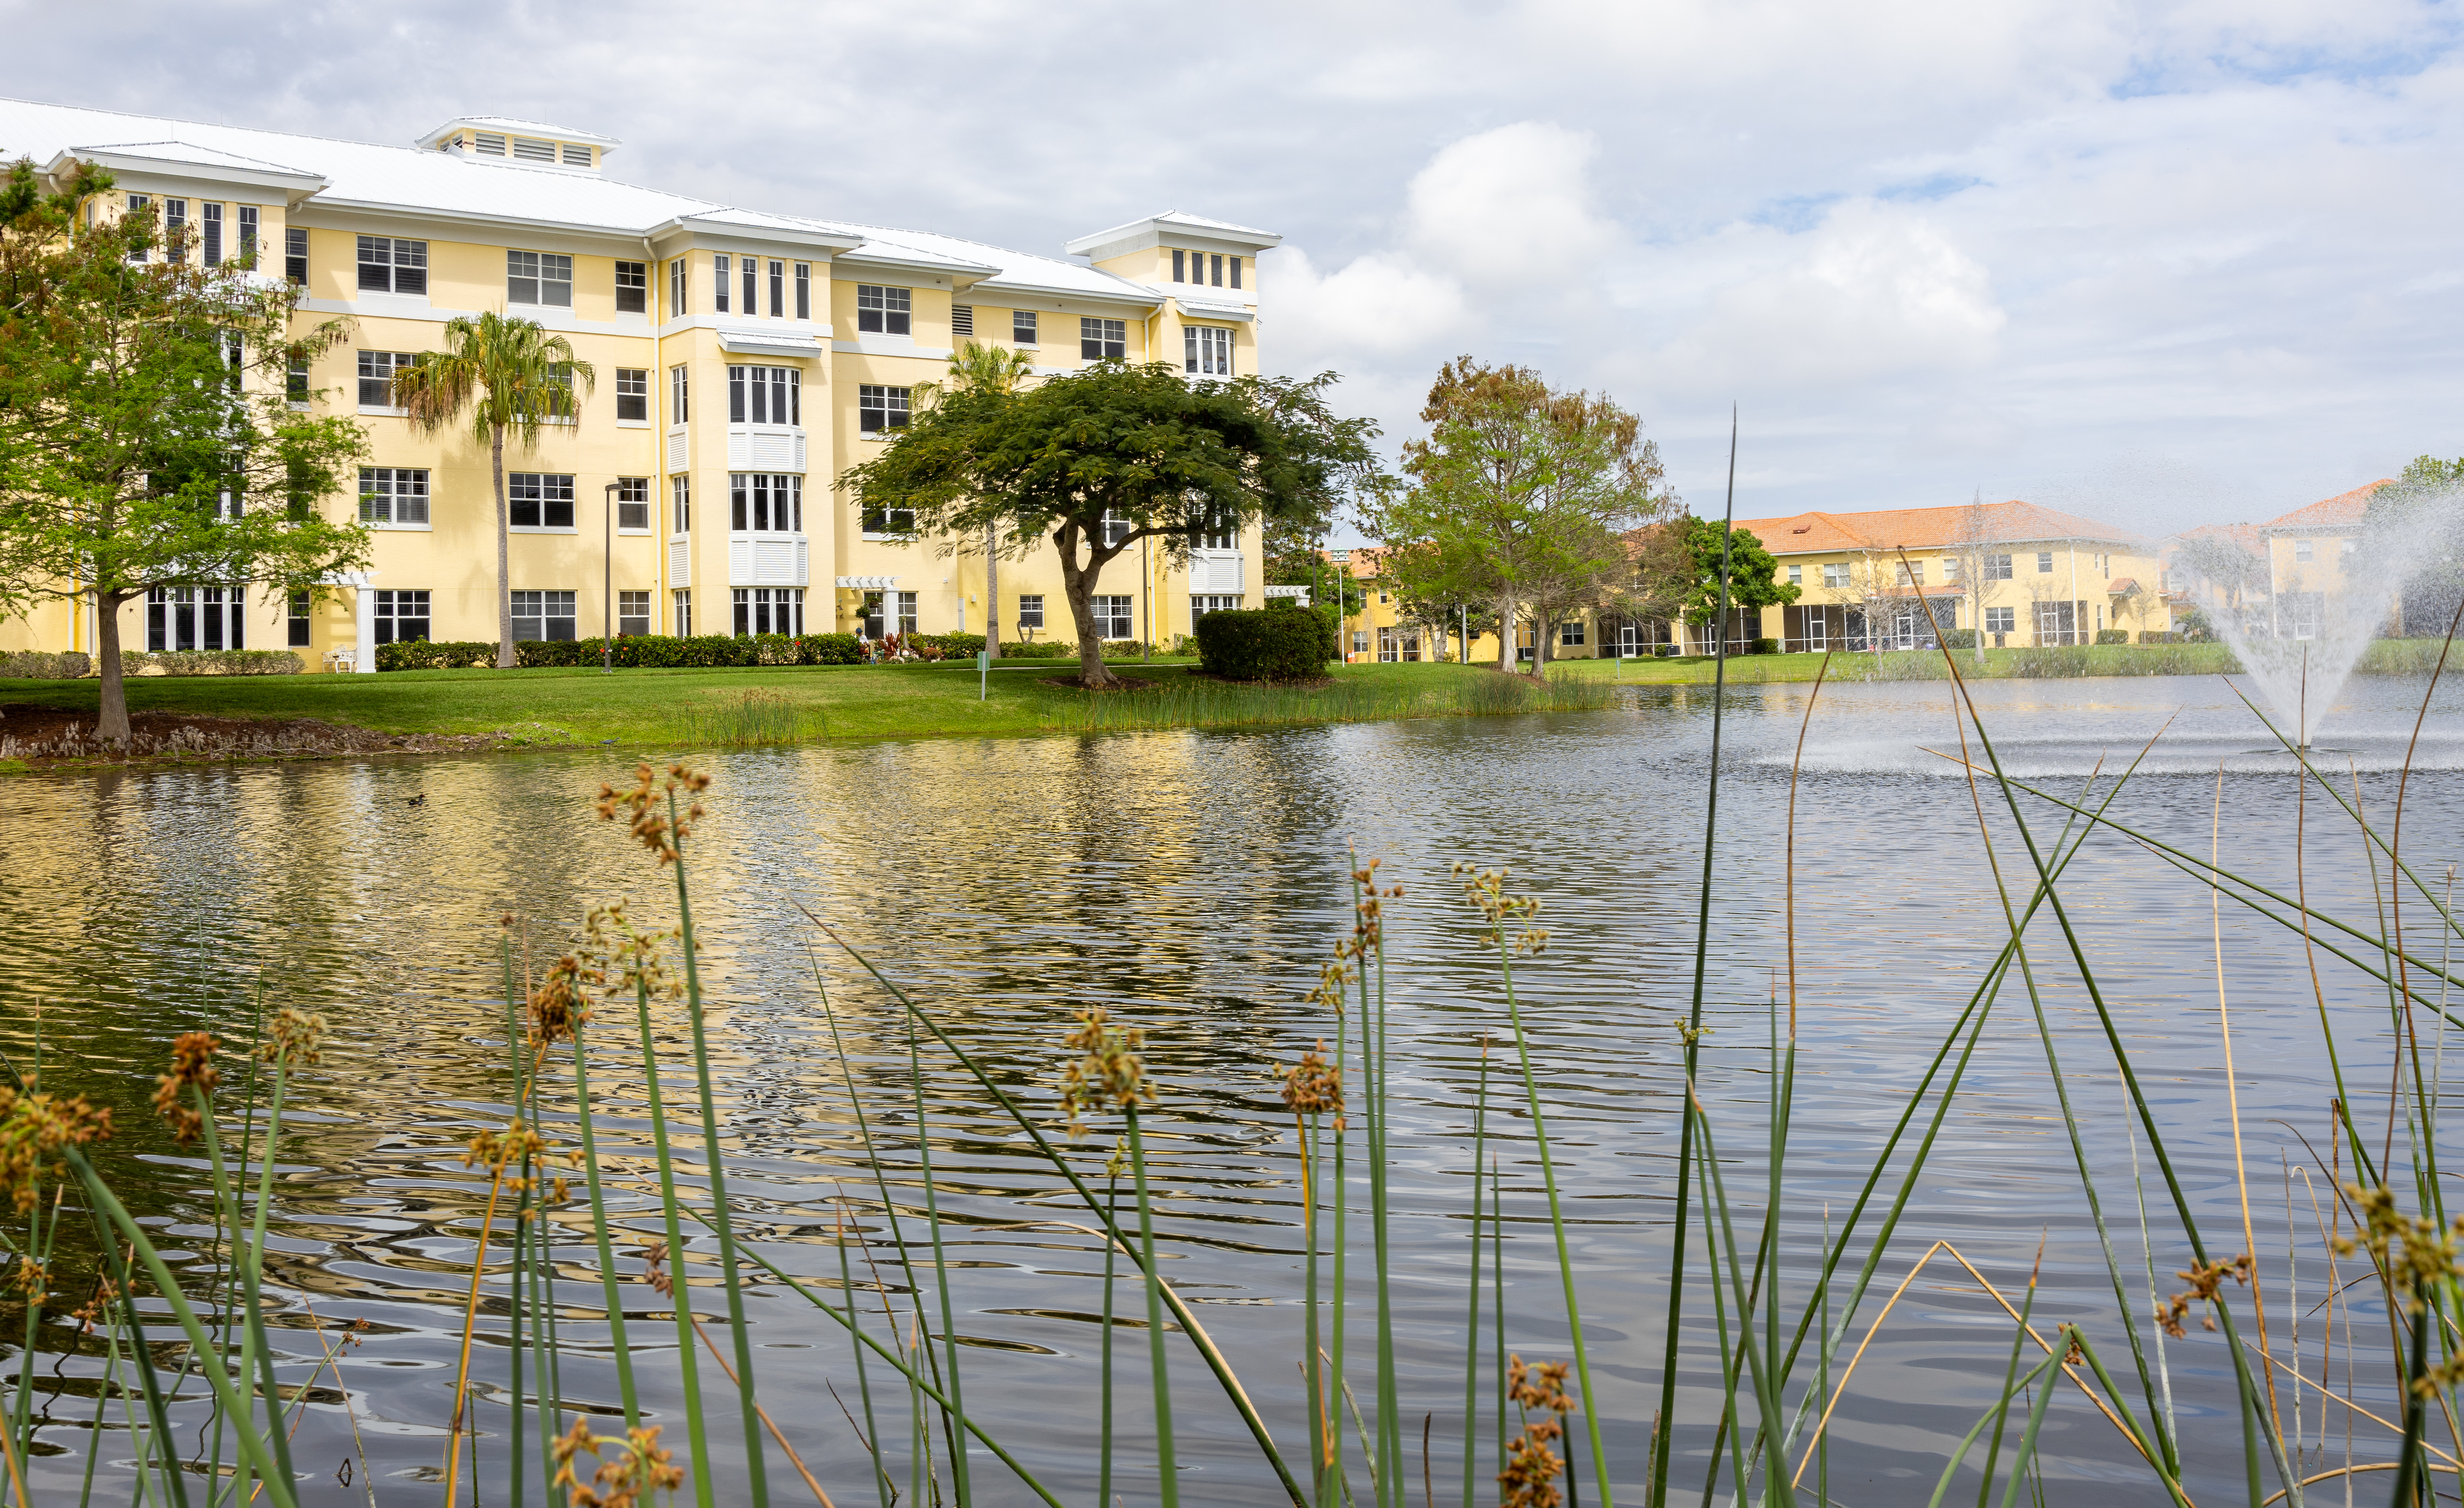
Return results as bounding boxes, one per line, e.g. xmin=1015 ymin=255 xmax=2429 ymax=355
xmin=423 ymin=115 xmax=622 ymax=147
xmin=1064 ymin=209 xmax=1282 ymax=256
xmin=0 ymin=97 xmax=1233 ymax=304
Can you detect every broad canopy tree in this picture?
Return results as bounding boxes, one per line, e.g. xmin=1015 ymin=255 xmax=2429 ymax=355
xmin=1368 ymin=357 xmax=1670 ymax=672
xmin=0 ymin=157 xmax=369 ymax=740
xmin=1674 ymin=515 xmax=1798 ymax=651
xmin=843 ymin=359 xmax=1383 ymax=686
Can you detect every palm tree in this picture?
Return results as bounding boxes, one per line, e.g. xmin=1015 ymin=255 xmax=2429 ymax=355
xmin=390 ymin=312 xmax=595 ymax=668
xmin=920 ymin=340 xmax=1036 ymax=657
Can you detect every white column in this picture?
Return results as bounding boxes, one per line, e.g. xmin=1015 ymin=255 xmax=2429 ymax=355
xmin=354 ymin=574 xmax=378 ymax=672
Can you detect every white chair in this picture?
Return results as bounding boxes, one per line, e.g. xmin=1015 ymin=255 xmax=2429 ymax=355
xmin=324 ymin=648 xmax=356 ymax=673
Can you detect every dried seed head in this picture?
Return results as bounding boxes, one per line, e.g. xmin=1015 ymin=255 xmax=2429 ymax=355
xmin=1278 ymin=1041 xmax=1344 ymax=1128
xmin=0 ymin=1086 xmax=112 ymax=1215
xmin=1056 ymin=1007 xmax=1155 ymax=1137
xmin=553 ymin=1418 xmax=685 ymax=1508
xmin=464 ymin=1119 xmax=550 ymax=1176
xmin=152 ymin=1031 xmax=221 ymax=1143
xmin=596 ymin=764 xmax=711 ymax=866
xmin=260 ymin=1007 xmax=327 ymax=1066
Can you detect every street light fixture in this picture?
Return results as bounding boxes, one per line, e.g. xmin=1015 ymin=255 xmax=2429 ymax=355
xmin=600 ymin=481 xmax=617 ymax=675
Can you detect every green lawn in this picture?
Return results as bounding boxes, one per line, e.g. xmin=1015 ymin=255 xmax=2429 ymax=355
xmin=0 ymin=657 xmax=1531 ymax=747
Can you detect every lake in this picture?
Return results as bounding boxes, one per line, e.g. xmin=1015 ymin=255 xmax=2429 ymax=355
xmin=4 ymin=668 xmax=2460 ymax=1505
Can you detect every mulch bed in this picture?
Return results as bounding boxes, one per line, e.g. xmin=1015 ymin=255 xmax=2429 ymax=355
xmin=0 ymin=703 xmax=502 ymax=770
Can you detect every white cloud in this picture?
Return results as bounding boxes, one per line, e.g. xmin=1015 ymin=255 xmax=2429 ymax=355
xmin=14 ymin=0 xmax=2464 ymax=534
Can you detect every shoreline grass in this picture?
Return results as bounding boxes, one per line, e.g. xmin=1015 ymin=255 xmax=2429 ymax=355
xmin=0 ymin=659 xmax=1620 ymax=761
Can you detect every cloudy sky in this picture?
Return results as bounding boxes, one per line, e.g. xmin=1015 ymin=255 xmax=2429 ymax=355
xmin=16 ymin=0 xmax=2464 ymax=535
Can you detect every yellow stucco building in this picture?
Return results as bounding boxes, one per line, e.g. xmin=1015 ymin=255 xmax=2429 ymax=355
xmin=1332 ymin=500 xmax=2177 ymax=663
xmin=0 ymin=99 xmax=1273 ymax=669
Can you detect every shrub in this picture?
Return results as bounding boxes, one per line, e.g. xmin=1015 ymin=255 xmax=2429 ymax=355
xmin=0 ymin=651 xmax=93 ymax=679
xmin=378 ymin=640 xmax=497 ymax=671
xmin=121 ymin=650 xmax=303 ymax=676
xmin=1197 ymin=605 xmax=1327 ymax=681
xmin=998 ymin=640 xmax=1075 ymax=660
xmin=1940 ymin=629 xmax=1978 ymax=650
xmin=2137 ymin=630 xmax=2181 ymax=645
xmin=919 ymin=632 xmax=987 ymax=658
xmin=1101 ymin=640 xmax=1162 ymax=659
xmin=1751 ymin=637 xmax=1780 ymax=655
xmin=2095 ymin=628 xmax=2130 ymax=646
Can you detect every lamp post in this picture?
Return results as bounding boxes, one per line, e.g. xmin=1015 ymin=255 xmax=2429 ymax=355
xmin=600 ymin=481 xmax=617 ymax=675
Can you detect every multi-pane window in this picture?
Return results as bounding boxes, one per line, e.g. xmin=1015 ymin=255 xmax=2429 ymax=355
xmin=712 ymin=254 xmax=729 ymax=313
xmin=125 ymin=194 xmax=150 ymax=261
xmin=673 ymin=589 xmax=692 ymax=636
xmin=618 ymin=591 xmax=651 ymax=637
xmin=858 ymin=384 xmax=910 ymax=434
xmin=237 ymin=205 xmax=258 ymax=260
xmin=766 ymin=260 xmax=784 ymax=318
xmin=669 ymin=365 xmax=690 ymax=422
xmin=734 ymin=588 xmax=805 ymax=637
xmin=863 ymin=500 xmax=916 ymax=536
xmin=511 ymin=590 xmax=578 ymax=642
xmin=615 ymin=260 xmax=647 ymax=314
xmin=1195 ymin=521 xmax=1237 ymax=550
xmin=1092 ymin=595 xmax=1134 ymax=641
xmin=795 ymin=262 xmax=811 ymax=320
xmin=2036 ymin=551 xmax=2055 ymax=573
xmin=1984 ymin=606 xmax=2016 ymax=636
xmin=1821 ymin=562 xmax=1849 ymax=589
xmin=669 ymin=257 xmax=688 ymax=316
xmin=288 ymin=590 xmax=311 ymax=648
xmin=373 ymin=589 xmax=431 ymax=645
xmin=741 ymin=257 xmax=757 ymax=316
xmin=1986 ymin=553 xmax=2013 ymax=580
xmin=859 ymin=591 xmax=916 ymax=639
xmin=2293 ymin=538 xmax=2314 ymax=562
xmin=1185 ymin=326 xmax=1232 ymax=376
xmin=359 ymin=467 xmax=430 ymax=525
xmin=1081 ymin=317 xmax=1126 ymax=360
xmin=1896 ymin=561 xmax=1925 ymax=585
xmin=1101 ymin=509 xmax=1132 ymax=547
xmin=728 ymin=474 xmax=803 ymax=533
xmin=357 ymin=235 xmax=427 ymax=294
xmin=147 ymin=586 xmax=246 ymax=652
xmin=1012 ymin=310 xmax=1037 ymax=345
xmin=507 ymin=250 xmax=573 ymax=307
xmin=728 ymin=365 xmax=801 ymax=425
xmin=164 ymin=199 xmax=187 ymax=248
xmin=357 ymin=351 xmax=417 ymax=408
xmin=1192 ymin=595 xmax=1240 ymax=620
xmin=856 ymin=284 xmax=911 ymax=335
xmin=1561 ymin=619 xmax=1586 ymax=645
xmin=671 ymin=475 xmax=691 ymax=532
xmin=201 ymin=203 xmax=224 ymax=266
xmin=286 ymin=358 xmax=310 ymax=406
xmin=285 ymin=226 xmax=307 ymax=284
xmin=1169 ymin=250 xmax=1241 ymax=288
xmin=1016 ymin=594 xmax=1045 ymax=630
xmin=615 ymin=477 xmax=651 ymax=531
xmin=508 ymin=473 xmax=576 ymax=528
xmin=952 ymin=304 xmax=974 ymax=337
xmin=1788 ymin=564 xmax=1804 ymax=585
xmin=615 ymin=368 xmax=649 ymax=422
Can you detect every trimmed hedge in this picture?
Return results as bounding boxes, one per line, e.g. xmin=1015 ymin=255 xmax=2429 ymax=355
xmin=2138 ymin=630 xmax=2183 ymax=644
xmin=0 ymin=651 xmax=93 ymax=680
xmin=1196 ymin=603 xmax=1327 ymax=681
xmin=2095 ymin=628 xmax=2131 ymax=645
xmin=122 ymin=650 xmax=302 ymax=676
xmin=377 ymin=634 xmax=869 ymax=670
xmin=995 ymin=640 xmax=1075 ymax=660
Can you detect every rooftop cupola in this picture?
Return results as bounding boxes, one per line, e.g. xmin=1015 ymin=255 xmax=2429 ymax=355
xmin=416 ymin=117 xmax=619 ymax=171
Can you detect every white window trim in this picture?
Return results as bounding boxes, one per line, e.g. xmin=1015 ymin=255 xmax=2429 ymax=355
xmin=508 ymin=525 xmax=582 ymax=536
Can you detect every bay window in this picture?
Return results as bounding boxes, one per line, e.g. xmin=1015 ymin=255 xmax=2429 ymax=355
xmin=733 ymin=587 xmax=806 ymax=637
xmin=728 ymin=473 xmax=802 ymax=533
xmin=728 ymin=365 xmax=801 ymax=425
xmin=1185 ymin=326 xmax=1232 ymax=376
